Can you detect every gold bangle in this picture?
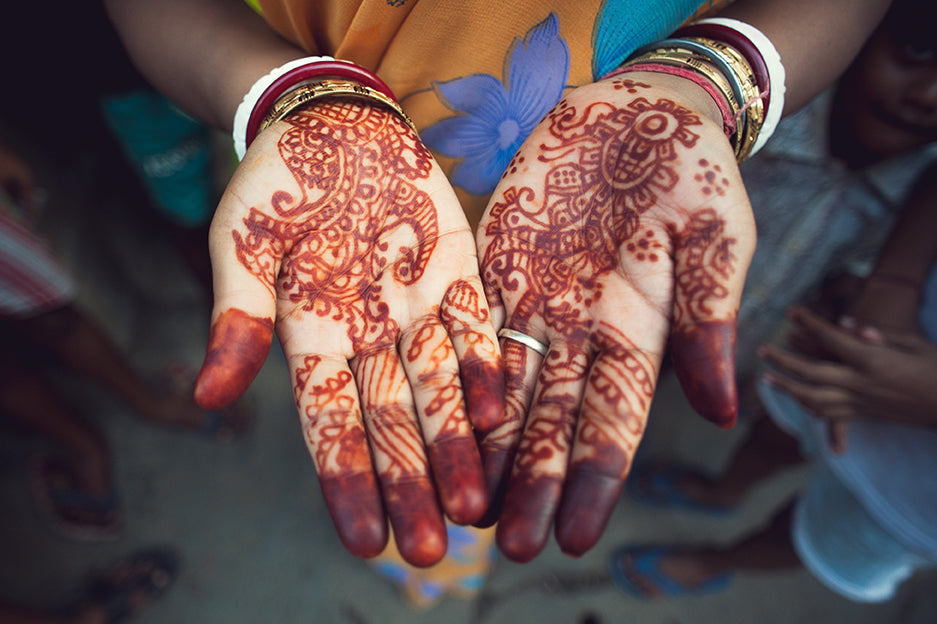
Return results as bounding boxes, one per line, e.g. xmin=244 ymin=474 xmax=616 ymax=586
xmin=258 ymin=79 xmax=419 ymax=137
xmin=625 ymin=39 xmax=764 ymax=163
xmin=623 ymin=48 xmax=745 ymax=151
xmin=684 ymin=37 xmax=765 ymax=162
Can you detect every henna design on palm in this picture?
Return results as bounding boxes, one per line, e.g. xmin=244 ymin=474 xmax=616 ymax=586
xmin=204 ymin=100 xmax=499 ymax=567
xmin=480 ymin=91 xmax=746 ymax=561
xmin=234 ymin=103 xmax=436 ymax=342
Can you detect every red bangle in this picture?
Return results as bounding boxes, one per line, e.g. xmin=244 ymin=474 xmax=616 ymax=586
xmin=675 ymin=23 xmax=770 ymax=112
xmin=244 ymin=60 xmax=398 ymax=150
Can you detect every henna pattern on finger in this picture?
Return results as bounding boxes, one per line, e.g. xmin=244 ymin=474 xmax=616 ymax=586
xmin=404 ymin=316 xmax=488 ymax=524
xmin=195 ymin=308 xmax=273 ymax=410
xmin=556 ymin=322 xmax=655 ymax=555
xmin=440 ymin=280 xmax=505 ymax=433
xmin=232 ymin=101 xmax=459 ymax=561
xmin=485 ymin=94 xmax=742 ymax=558
xmin=474 ymin=336 xmax=528 ymax=527
xmin=670 ymin=207 xmax=737 ymax=328
xmin=668 ymin=166 xmax=740 ymax=427
xmin=294 ymin=355 xmax=387 ymax=557
xmin=353 ymin=347 xmax=447 ymax=563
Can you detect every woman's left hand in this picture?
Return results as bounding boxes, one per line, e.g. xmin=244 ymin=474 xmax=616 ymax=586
xmin=476 ymin=71 xmax=756 ymax=562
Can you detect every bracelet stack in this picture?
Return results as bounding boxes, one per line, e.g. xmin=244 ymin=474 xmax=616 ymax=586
xmin=609 ymin=18 xmax=785 ymax=163
xmin=232 ymin=56 xmax=414 ymax=160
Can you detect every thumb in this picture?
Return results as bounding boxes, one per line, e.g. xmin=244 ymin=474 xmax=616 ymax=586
xmin=194 ymin=205 xmax=278 ymax=409
xmin=668 ymin=208 xmax=751 ymax=429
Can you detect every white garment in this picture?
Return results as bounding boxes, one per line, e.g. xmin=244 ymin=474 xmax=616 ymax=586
xmin=758 ymin=263 xmax=937 ymax=602
xmin=735 ymin=92 xmax=937 ymax=375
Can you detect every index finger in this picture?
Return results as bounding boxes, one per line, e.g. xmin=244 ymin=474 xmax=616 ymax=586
xmin=194 ymin=187 xmax=279 ymax=409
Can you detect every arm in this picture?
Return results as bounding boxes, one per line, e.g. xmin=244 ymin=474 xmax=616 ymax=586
xmin=476 ymin=0 xmax=894 ymax=562
xmin=721 ymin=0 xmax=892 ymax=114
xmin=103 ymin=0 xmax=307 ymax=129
xmin=850 ymin=163 xmax=937 ymax=331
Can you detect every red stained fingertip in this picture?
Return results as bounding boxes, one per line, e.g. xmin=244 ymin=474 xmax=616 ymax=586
xmin=427 ymin=437 xmax=488 ymax=525
xmin=384 ymin=480 xmax=448 ymax=568
xmin=495 ymin=473 xmax=562 ymax=563
xmin=555 ymin=468 xmax=625 ymax=557
xmin=461 ymin=357 xmax=505 ymax=433
xmin=194 ymin=308 xmax=273 ymax=410
xmin=320 ymin=473 xmax=388 ymax=558
xmin=670 ymin=320 xmax=738 ymax=428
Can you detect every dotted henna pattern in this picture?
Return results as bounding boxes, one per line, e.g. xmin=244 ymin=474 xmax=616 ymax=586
xmin=234 ymin=102 xmax=436 ymax=351
xmin=233 ymin=101 xmax=465 ymax=564
xmin=485 ymin=95 xmax=741 ymax=560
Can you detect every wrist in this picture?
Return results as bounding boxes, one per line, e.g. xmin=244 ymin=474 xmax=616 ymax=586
xmin=232 ymin=57 xmax=408 ymax=160
xmin=603 ymin=69 xmax=727 ymax=130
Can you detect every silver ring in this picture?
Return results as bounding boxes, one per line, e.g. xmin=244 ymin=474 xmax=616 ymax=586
xmin=497 ymin=328 xmax=549 ymax=356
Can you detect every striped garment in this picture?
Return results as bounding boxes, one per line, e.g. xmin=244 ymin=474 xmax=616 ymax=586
xmin=0 ymin=192 xmax=75 ymax=318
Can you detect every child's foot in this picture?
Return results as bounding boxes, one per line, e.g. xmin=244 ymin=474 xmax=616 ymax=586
xmin=76 ymin=548 xmax=179 ymax=624
xmin=628 ymin=461 xmax=742 ymax=514
xmin=609 ymin=545 xmax=732 ymax=599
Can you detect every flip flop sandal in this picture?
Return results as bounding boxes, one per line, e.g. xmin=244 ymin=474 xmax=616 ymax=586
xmin=30 ymin=454 xmax=121 ymax=541
xmin=85 ymin=548 xmax=180 ymax=623
xmin=608 ymin=545 xmax=732 ymax=599
xmin=628 ymin=462 xmax=737 ymax=516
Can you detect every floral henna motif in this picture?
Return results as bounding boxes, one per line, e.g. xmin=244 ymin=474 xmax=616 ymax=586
xmin=486 ymin=95 xmax=741 ymax=559
xmin=233 ymin=101 xmax=437 ymax=350
xmin=234 ymin=101 xmax=463 ymax=564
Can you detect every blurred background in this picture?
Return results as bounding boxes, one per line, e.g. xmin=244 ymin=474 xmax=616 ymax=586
xmin=1 ymin=3 xmax=935 ymax=623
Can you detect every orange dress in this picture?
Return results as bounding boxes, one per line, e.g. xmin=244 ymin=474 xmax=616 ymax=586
xmin=246 ymin=0 xmax=732 ymax=607
xmin=252 ymin=0 xmax=731 ymax=223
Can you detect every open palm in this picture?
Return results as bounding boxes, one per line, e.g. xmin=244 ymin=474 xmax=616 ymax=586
xmin=476 ymin=73 xmax=756 ymax=561
xmin=195 ymin=100 xmax=503 ymax=567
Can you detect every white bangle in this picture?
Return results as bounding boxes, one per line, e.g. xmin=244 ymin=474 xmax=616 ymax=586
xmin=232 ymin=55 xmax=335 ymax=160
xmin=696 ymin=17 xmax=785 ymax=156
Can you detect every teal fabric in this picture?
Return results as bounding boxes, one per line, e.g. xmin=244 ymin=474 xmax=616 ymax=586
xmin=591 ymin=0 xmax=705 ymax=79
xmin=100 ymin=90 xmax=215 ymax=227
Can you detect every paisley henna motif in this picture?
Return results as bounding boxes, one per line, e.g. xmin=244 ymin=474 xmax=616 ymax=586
xmin=234 ymin=102 xmax=437 ymax=349
xmin=228 ymin=100 xmax=493 ymax=565
xmin=484 ymin=94 xmax=742 ymax=560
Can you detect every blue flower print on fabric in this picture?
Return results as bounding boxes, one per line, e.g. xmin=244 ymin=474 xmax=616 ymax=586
xmin=421 ymin=14 xmax=570 ymax=196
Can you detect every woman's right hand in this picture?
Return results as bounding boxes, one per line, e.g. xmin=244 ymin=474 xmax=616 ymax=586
xmin=194 ymin=99 xmax=504 ymax=567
